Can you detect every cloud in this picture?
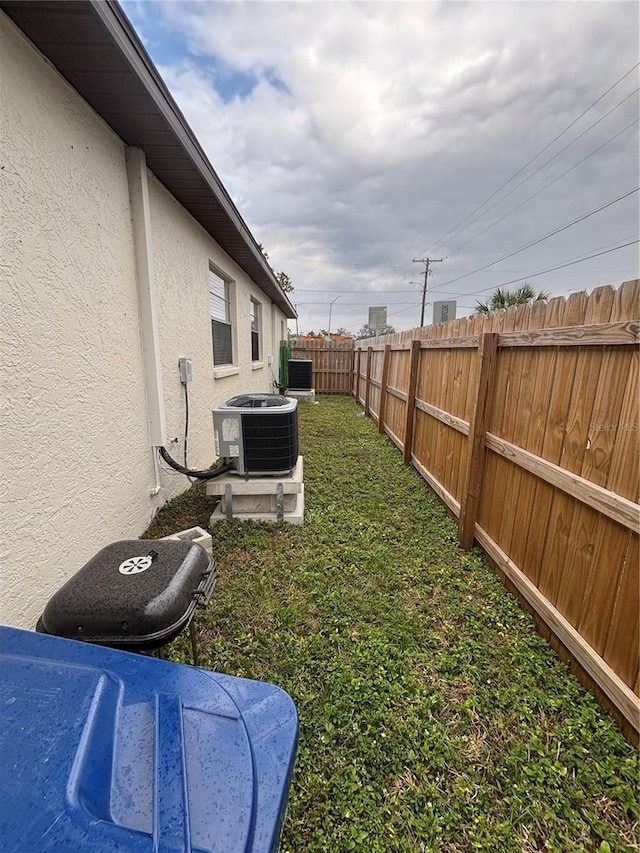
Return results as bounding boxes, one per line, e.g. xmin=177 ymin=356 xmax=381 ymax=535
xmin=124 ymin=0 xmax=639 ymax=332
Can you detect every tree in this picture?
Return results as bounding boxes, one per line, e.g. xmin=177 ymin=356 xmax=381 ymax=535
xmin=474 ymin=282 xmax=549 ymax=314
xmin=258 ymin=243 xmax=294 ymax=294
xmin=335 ymin=327 xmax=352 ymax=337
xmin=276 ymin=271 xmax=294 ymax=293
xmin=356 ymin=323 xmax=396 ymax=339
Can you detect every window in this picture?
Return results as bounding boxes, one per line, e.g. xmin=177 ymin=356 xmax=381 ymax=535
xmin=209 ymin=267 xmax=232 ymax=365
xmin=250 ymin=298 xmax=261 ymax=362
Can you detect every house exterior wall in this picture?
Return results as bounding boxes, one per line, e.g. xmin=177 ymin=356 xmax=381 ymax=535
xmin=0 ymin=14 xmax=287 ymax=629
xmin=149 ymin=174 xmax=287 ymax=469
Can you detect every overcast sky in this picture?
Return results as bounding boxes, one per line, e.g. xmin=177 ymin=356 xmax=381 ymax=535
xmin=123 ymin=0 xmax=639 ymax=335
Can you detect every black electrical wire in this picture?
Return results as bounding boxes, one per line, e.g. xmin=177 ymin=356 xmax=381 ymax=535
xmin=158 ymin=446 xmax=233 ymax=480
xmin=445 ymin=90 xmax=639 ymax=254
xmin=271 ymin=366 xmax=286 ymax=394
xmin=384 ymin=239 xmax=639 ymax=317
xmin=449 ymin=117 xmax=639 ymax=256
xmin=430 ymin=186 xmax=639 ymax=293
xmin=159 ymin=376 xmax=233 ymax=480
xmin=458 ymin=239 xmax=640 ymax=298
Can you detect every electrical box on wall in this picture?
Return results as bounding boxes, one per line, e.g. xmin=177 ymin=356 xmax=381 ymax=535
xmin=178 ymin=358 xmax=192 ymax=384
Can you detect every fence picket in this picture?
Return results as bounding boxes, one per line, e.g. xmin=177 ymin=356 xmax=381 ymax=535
xmin=364 ymin=347 xmax=373 ymax=416
xmin=459 ymin=333 xmax=499 ymax=549
xmin=403 ymin=340 xmax=421 ymax=464
xmin=379 ymin=344 xmax=391 ymax=434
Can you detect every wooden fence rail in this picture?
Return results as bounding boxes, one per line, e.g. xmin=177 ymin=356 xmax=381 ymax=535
xmin=350 ymin=280 xmax=639 ymax=739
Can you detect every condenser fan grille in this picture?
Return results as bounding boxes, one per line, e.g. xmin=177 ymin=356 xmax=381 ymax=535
xmin=287 ymin=359 xmax=313 ymax=391
xmin=241 ymin=411 xmax=299 ymax=473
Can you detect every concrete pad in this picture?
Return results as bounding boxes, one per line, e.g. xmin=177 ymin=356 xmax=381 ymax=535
xmin=286 ymin=389 xmax=316 ymax=403
xmin=210 ymin=486 xmax=305 ymax=526
xmin=221 ymin=492 xmax=298 ymax=513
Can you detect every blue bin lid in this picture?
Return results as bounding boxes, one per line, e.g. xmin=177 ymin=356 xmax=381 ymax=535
xmin=0 ymin=627 xmax=298 ymax=852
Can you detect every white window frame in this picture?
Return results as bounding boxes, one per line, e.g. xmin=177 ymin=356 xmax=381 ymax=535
xmin=209 ymin=265 xmax=236 ymax=368
xmin=250 ymin=297 xmax=262 ymax=363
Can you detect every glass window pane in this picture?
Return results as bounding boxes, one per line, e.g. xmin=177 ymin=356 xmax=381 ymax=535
xmin=209 ymin=269 xmax=228 ymax=322
xmin=250 ymin=299 xmax=260 ymax=360
xmin=212 ymin=319 xmax=232 ymax=365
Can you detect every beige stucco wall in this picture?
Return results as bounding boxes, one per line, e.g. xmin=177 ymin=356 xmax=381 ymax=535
xmin=149 ymin=174 xmax=288 ymax=469
xmin=0 ymin=14 xmax=288 ymax=629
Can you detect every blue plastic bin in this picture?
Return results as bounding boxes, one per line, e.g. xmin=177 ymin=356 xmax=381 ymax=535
xmin=0 ymin=626 xmax=298 ymax=852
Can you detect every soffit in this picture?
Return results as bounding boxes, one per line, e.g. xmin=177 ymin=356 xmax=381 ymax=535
xmin=1 ymin=0 xmax=296 ymax=318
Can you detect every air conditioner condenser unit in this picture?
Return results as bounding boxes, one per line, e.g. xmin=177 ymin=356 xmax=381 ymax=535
xmin=287 ymin=358 xmax=313 ymax=391
xmin=213 ymin=394 xmax=298 ymax=476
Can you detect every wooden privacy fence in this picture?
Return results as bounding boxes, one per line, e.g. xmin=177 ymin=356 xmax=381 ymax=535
xmin=352 ymin=280 xmax=639 ymax=738
xmin=289 ymin=339 xmax=354 ymax=393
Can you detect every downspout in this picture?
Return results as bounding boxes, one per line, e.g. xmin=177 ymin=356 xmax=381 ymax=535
xmin=126 ymin=147 xmax=166 ymax=495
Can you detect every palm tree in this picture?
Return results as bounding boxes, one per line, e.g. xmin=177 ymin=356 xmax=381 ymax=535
xmin=474 ymin=282 xmax=549 ymax=314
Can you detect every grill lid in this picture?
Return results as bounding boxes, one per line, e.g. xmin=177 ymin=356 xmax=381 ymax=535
xmin=38 ymin=540 xmax=213 ymax=647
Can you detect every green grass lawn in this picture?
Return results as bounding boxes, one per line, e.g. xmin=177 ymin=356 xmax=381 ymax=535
xmin=143 ymin=395 xmax=638 ymax=853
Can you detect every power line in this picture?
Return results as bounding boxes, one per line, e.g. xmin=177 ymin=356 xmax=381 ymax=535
xmin=291 ymin=261 xmax=637 ymax=292
xmin=447 ymin=92 xmax=639 ymax=254
xmin=421 ymin=62 xmax=640 ymax=256
xmin=534 ymin=231 xmax=640 ymax=266
xmin=449 ymin=117 xmax=639 ymax=256
xmin=443 ymin=89 xmax=639 ymax=254
xmin=296 ymin=289 xmax=418 ymax=293
xmin=295 ymin=300 xmax=419 ymax=307
xmin=387 ymin=238 xmax=638 ymax=318
xmin=447 ymin=240 xmax=640 ymax=300
xmin=430 ymin=187 xmax=639 ymax=292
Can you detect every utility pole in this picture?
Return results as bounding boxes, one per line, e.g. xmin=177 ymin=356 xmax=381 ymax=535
xmin=413 ymin=257 xmax=443 ymax=326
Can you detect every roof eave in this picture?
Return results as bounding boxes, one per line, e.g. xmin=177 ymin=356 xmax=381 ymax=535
xmin=0 ymin=0 xmax=297 ymax=319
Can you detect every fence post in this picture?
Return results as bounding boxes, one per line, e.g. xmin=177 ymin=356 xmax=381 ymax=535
xmin=355 ymin=348 xmax=361 ymax=401
xmin=364 ymin=346 xmax=373 ymax=416
xmin=350 ymin=347 xmax=356 ymax=396
xmin=402 ymin=340 xmax=421 ymax=464
xmin=378 ymin=344 xmax=391 ymax=434
xmin=459 ymin=332 xmax=499 ymax=549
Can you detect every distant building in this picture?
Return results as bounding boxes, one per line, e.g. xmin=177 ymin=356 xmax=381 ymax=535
xmin=368 ymin=306 xmax=387 ymax=334
xmin=433 ymin=300 xmax=457 ymax=323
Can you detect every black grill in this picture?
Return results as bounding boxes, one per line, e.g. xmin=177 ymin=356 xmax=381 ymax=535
xmin=241 ymin=410 xmax=299 ymax=474
xmin=36 ymin=540 xmax=215 ymax=661
xmin=288 ymin=358 xmax=313 ymax=391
